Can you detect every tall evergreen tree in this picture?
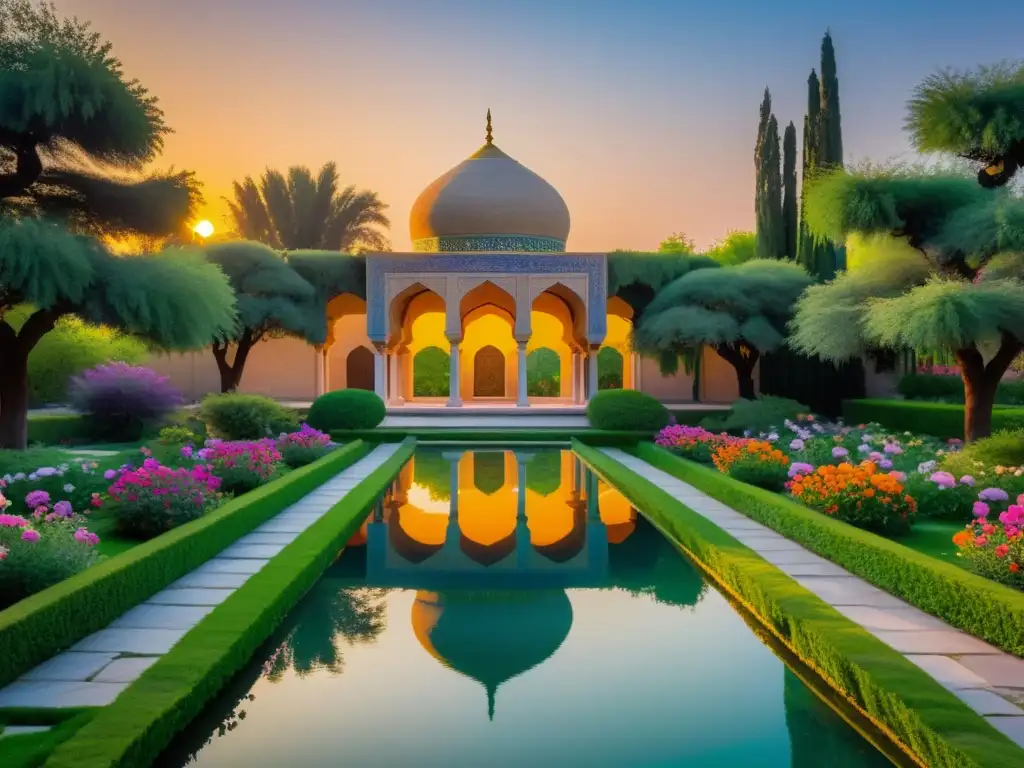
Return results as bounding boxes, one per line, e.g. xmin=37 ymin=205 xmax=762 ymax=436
xmin=757 ymin=116 xmax=784 ymax=258
xmin=754 ymin=88 xmax=772 ymax=225
xmin=797 ymin=70 xmax=821 ymax=275
xmin=815 ymin=31 xmax=845 ymax=274
xmin=782 ymin=122 xmax=798 ymax=259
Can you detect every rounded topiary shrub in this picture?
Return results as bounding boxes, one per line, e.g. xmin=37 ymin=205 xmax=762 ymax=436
xmin=307 ymin=390 xmax=386 ymax=431
xmin=586 ymin=390 xmax=669 ymax=432
xmin=199 ymin=393 xmax=300 ymax=440
xmin=68 ymin=363 xmax=183 ymax=441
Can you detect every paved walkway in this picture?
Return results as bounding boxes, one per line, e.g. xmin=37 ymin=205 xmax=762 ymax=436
xmin=601 ymin=448 xmax=1024 ymax=748
xmin=0 ymin=443 xmax=400 ymax=717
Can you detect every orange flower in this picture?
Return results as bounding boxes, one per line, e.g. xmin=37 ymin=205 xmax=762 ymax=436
xmin=862 ymin=488 xmax=876 ymax=498
xmin=952 ymin=530 xmax=972 ymax=547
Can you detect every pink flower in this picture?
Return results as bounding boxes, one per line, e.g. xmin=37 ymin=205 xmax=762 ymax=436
xmin=960 ymin=475 xmax=976 ymax=486
xmin=0 ymin=545 xmax=7 ymax=560
xmin=21 ymin=529 xmax=40 ymax=542
xmin=0 ymin=513 xmax=29 ymax=528
xmin=884 ymin=443 xmax=903 ymax=455
xmin=973 ymin=501 xmax=990 ymax=518
xmin=999 ymin=505 xmax=1024 ymax=526
xmin=975 ymin=536 xmax=988 ymax=547
xmin=929 ymin=472 xmax=956 ymax=489
xmin=995 ymin=544 xmax=1010 ymax=558
xmin=24 ymin=490 xmax=50 ymax=508
xmin=103 ymin=469 xmax=116 ymax=480
xmin=889 ymin=471 xmax=907 ymax=483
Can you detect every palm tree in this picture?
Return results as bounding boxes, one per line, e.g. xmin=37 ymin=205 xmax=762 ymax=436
xmin=224 ymin=162 xmax=391 ymax=252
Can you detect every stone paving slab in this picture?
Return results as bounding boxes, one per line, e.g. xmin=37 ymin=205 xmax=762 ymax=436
xmin=147 ymin=588 xmax=235 ymax=606
xmin=92 ymin=656 xmax=160 ymax=684
xmin=0 ymin=680 xmax=129 ymax=708
xmin=22 ymin=652 xmax=116 ymax=682
xmin=599 ymin=447 xmax=1024 ymax=745
xmin=111 ymin=604 xmax=214 ymax=630
xmin=0 ymin=443 xmax=402 ymax=712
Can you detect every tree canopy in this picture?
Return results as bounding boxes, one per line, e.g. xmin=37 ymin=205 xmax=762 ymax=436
xmin=0 ymin=0 xmax=197 ymax=237
xmin=634 ymin=259 xmax=813 ymax=397
xmin=225 ymin=163 xmax=391 ymax=252
xmin=606 ymin=250 xmax=719 ymax=319
xmin=705 ymin=231 xmax=757 ymax=266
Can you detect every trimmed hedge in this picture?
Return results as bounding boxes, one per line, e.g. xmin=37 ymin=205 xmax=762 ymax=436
xmin=307 ymin=389 xmax=386 ymax=431
xmin=329 ymin=428 xmax=654 ymax=445
xmin=48 ymin=438 xmax=416 ymax=768
xmin=574 ymin=440 xmax=1024 ymax=768
xmin=670 ymin=408 xmax=730 ymax=426
xmin=25 ymin=415 xmax=87 ymax=446
xmin=586 ymin=389 xmax=669 ymax=431
xmin=633 ymin=442 xmax=1024 ymax=657
xmin=842 ymin=399 xmax=1024 ymax=440
xmin=898 ymin=373 xmax=1024 ymax=406
xmin=0 ymin=441 xmax=370 ymax=688
xmin=0 ymin=709 xmax=96 ymax=768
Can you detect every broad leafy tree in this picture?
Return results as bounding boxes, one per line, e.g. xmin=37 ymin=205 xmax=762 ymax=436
xmin=225 ymin=163 xmax=391 ymax=252
xmin=633 ymin=260 xmax=813 ymax=398
xmin=0 ymin=220 xmax=235 ymax=448
xmin=705 ymin=231 xmax=757 ymax=266
xmin=791 ymin=61 xmax=1024 ymax=441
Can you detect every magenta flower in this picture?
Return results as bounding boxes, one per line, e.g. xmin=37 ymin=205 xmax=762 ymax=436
xmin=973 ymin=501 xmax=990 ymax=518
xmin=929 ymin=471 xmax=956 ymax=489
xmin=0 ymin=513 xmax=29 ymax=527
xmin=21 ymin=529 xmax=40 ymax=542
xmin=24 ymin=490 xmax=50 ymax=508
xmin=103 ymin=469 xmax=116 ymax=480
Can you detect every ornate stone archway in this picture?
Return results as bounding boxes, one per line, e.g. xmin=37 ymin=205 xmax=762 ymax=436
xmin=474 ymin=345 xmax=506 ymax=397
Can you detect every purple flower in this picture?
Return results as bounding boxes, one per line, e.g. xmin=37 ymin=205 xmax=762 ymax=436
xmin=929 ymin=471 xmax=956 ymax=489
xmin=789 ymin=438 xmax=805 ymax=451
xmin=879 ymin=459 xmax=893 ymax=470
xmin=831 ymin=447 xmax=849 ymax=459
xmin=884 ymin=443 xmax=903 ymax=455
xmin=973 ymin=501 xmax=990 ymax=518
xmin=857 ymin=444 xmax=870 ymax=453
xmin=35 ymin=467 xmax=59 ymax=477
xmin=959 ymin=475 xmax=976 ymax=487
xmin=869 ymin=451 xmax=883 ymax=462
xmin=180 ymin=444 xmax=194 ymax=459
xmin=979 ymin=487 xmax=1010 ymax=502
xmin=53 ymin=500 xmax=73 ymax=518
xmin=24 ymin=490 xmax=50 ymax=508
xmin=21 ymin=529 xmax=40 ymax=542
xmin=788 ymin=462 xmax=814 ymax=478
xmin=103 ymin=469 xmax=117 ymax=480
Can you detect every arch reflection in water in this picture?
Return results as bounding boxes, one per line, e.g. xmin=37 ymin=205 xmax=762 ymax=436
xmin=158 ymin=447 xmax=893 ymax=768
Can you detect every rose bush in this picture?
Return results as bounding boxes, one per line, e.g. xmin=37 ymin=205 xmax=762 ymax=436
xmin=107 ymin=458 xmax=223 ymax=538
xmin=953 ymin=495 xmax=1024 ymax=589
xmin=198 ymin=439 xmax=282 ymax=494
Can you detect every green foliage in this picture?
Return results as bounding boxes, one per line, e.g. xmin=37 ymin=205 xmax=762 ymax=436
xmin=286 ymin=249 xmax=366 ymax=301
xmin=307 ymin=390 xmax=386 ymax=431
xmin=635 ymin=259 xmax=813 ymax=358
xmin=597 ymin=347 xmax=623 ymax=390
xmin=586 ymin=390 xmax=668 ymax=431
xmin=704 ymin=231 xmax=756 ymax=266
xmin=943 ymin=429 xmax=1024 ymax=474
xmin=0 ymin=444 xmax=366 ymax=688
xmin=0 ymin=523 xmax=102 ymax=610
xmin=329 ymin=428 xmax=655 ymax=446
xmin=0 ymin=307 xmax=147 ymax=405
xmin=709 ymin=396 xmax=809 ymax=434
xmin=412 ymin=346 xmax=449 ymax=397
xmin=842 ymin=399 xmax=1024 ymax=441
xmin=581 ymin=441 xmax=1024 ymax=767
xmin=898 ymin=374 xmax=1024 ymax=405
xmin=756 ymin=112 xmax=785 ymax=259
xmin=657 ymin=232 xmax=696 ymax=254
xmin=606 ymin=250 xmax=719 ymax=316
xmin=24 ymin=415 xmax=86 ymax=446
xmin=157 ymin=425 xmax=199 ymax=447
xmin=526 ymin=348 xmax=559 ymax=397
xmin=0 ymin=709 xmax=95 ymax=768
xmin=907 ymin=62 xmax=1024 ymax=164
xmin=224 ymin=162 xmax=391 ymax=252
xmin=199 ymin=393 xmax=300 ymax=440
xmin=46 ymin=441 xmax=413 ymax=768
xmin=782 ymin=123 xmax=798 ymax=260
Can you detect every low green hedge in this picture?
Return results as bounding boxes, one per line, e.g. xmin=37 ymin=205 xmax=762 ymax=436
xmin=670 ymin=408 xmax=730 ymax=426
xmin=0 ymin=709 xmax=96 ymax=768
xmin=842 ymin=399 xmax=1024 ymax=440
xmin=586 ymin=389 xmax=669 ymax=431
xmin=0 ymin=441 xmax=370 ymax=688
xmin=633 ymin=442 xmax=1024 ymax=657
xmin=329 ymin=428 xmax=655 ymax=445
xmin=574 ymin=440 xmax=1024 ymax=768
xmin=25 ymin=415 xmax=87 ymax=446
xmin=48 ymin=438 xmax=416 ymax=768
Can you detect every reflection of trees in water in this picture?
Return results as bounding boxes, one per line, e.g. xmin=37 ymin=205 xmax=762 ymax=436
xmin=413 ymin=449 xmax=450 ymax=502
xmin=607 ymin=519 xmax=707 ymax=609
xmin=264 ymin=587 xmax=389 ymax=680
xmin=525 ymin=450 xmax=562 ymax=496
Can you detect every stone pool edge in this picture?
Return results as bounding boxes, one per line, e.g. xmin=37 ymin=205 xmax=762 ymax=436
xmin=44 ymin=438 xmax=416 ymax=768
xmin=572 ymin=439 xmax=1024 ymax=768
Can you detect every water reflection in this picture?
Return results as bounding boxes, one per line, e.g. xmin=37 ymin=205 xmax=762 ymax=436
xmin=160 ymin=448 xmax=891 ymax=768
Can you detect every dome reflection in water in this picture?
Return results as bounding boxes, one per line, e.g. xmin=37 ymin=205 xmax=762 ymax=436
xmin=159 ymin=447 xmax=893 ymax=768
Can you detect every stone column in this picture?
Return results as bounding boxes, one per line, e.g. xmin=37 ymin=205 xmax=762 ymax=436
xmin=314 ymin=346 xmax=325 ymax=397
xmin=516 ymin=340 xmax=529 ymax=407
xmin=373 ymin=343 xmax=387 ymax=401
xmin=388 ymin=348 xmax=402 ymax=405
xmin=443 ymin=452 xmax=461 ymax=549
xmin=570 ymin=349 xmax=581 ymax=403
xmin=632 ymin=351 xmax=642 ymax=392
xmin=447 ymin=339 xmax=462 ymax=407
xmin=587 ymin=346 xmax=600 ymax=400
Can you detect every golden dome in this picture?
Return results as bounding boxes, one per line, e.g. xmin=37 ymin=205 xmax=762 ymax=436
xmin=409 ymin=111 xmax=570 ymax=253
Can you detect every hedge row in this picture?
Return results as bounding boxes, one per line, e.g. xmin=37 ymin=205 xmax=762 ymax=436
xmin=48 ymin=438 xmax=416 ymax=768
xmin=0 ymin=710 xmax=96 ymax=768
xmin=574 ymin=440 xmax=1024 ymax=768
xmin=633 ymin=442 xmax=1024 ymax=657
xmin=0 ymin=441 xmax=370 ymax=688
xmin=25 ymin=414 xmax=87 ymax=445
xmin=330 ymin=428 xmax=656 ymax=446
xmin=842 ymin=399 xmax=1024 ymax=440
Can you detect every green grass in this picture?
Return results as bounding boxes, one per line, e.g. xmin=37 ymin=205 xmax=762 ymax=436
xmin=0 ymin=442 xmax=370 ymax=688
xmin=573 ymin=440 xmax=1024 ymax=768
xmin=330 ymin=428 xmax=656 ymax=445
xmin=632 ymin=442 xmax=1024 ymax=657
xmin=843 ymin=399 xmax=1024 ymax=440
xmin=47 ymin=439 xmax=416 ymax=768
xmin=897 ymin=520 xmax=965 ymax=569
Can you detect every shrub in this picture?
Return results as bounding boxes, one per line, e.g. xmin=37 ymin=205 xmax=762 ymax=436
xmin=307 ymin=390 xmax=386 ymax=431
xmin=158 ymin=425 xmax=200 ymax=447
xmin=0 ymin=509 xmax=101 ymax=610
xmin=789 ymin=461 xmax=916 ymax=535
xmin=199 ymin=439 xmax=282 ymax=494
xmin=586 ymin=390 xmax=669 ymax=432
xmin=277 ymin=425 xmax=332 ymax=468
xmin=898 ymin=373 xmax=1024 ymax=406
xmin=842 ymin=399 xmax=1024 ymax=441
xmin=953 ymin=497 xmax=1024 ymax=589
xmin=709 ymin=395 xmax=810 ymax=434
xmin=654 ymin=424 xmax=738 ymax=463
xmin=68 ymin=363 xmax=183 ymax=442
xmin=904 ymin=473 xmax=980 ymax=521
xmin=199 ymin=393 xmax=300 ymax=440
xmin=712 ymin=439 xmax=790 ymax=491
xmin=1 ymin=459 xmax=106 ymax=519
xmin=108 ymin=459 xmax=223 ymax=538
xmin=947 ymin=429 xmax=1024 ymax=471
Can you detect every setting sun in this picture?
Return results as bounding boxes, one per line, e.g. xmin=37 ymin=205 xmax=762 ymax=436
xmin=193 ymin=220 xmax=215 ymax=238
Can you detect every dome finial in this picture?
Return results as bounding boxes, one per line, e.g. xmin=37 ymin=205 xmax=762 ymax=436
xmin=485 ymin=109 xmax=493 ymax=145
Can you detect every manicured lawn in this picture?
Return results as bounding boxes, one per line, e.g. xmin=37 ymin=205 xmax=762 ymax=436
xmin=896 ymin=520 xmax=965 ymax=569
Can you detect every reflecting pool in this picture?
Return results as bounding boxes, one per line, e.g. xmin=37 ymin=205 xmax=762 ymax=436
xmin=159 ymin=447 xmax=895 ymax=768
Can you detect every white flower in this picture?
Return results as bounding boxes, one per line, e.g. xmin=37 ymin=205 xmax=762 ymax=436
xmin=13 ymin=473 xmax=25 ymax=481
xmin=63 ymin=484 xmax=75 ymax=493
xmin=28 ymin=473 xmax=37 ymax=481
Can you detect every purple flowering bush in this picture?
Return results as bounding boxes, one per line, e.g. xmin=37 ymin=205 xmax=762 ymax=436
xmin=0 ymin=494 xmax=101 ymax=609
xmin=277 ymin=425 xmax=333 ymax=468
xmin=69 ymin=362 xmax=184 ymax=441
xmin=107 ymin=458 xmax=223 ymax=538
xmin=1 ymin=458 xmax=106 ymax=520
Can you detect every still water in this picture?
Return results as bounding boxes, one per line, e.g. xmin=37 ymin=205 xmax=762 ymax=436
xmin=159 ymin=447 xmax=893 ymax=768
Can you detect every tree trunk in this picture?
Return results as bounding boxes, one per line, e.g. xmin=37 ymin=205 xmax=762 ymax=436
xmin=0 ymin=343 xmax=30 ymax=450
xmin=715 ymin=342 xmax=759 ymax=400
xmin=212 ymin=332 xmax=255 ymax=393
xmin=957 ymin=333 xmax=1023 ymax=442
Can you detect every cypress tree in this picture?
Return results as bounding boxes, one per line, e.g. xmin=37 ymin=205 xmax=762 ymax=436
xmin=797 ymin=69 xmax=821 ymax=275
xmin=817 ymin=31 xmax=845 ymax=273
xmin=758 ymin=115 xmax=784 ymax=258
xmin=754 ymin=88 xmax=772 ymax=225
xmin=782 ymin=121 xmax=798 ymax=259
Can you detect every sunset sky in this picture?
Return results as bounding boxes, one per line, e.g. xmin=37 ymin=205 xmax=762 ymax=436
xmin=58 ymin=0 xmax=1024 ymax=252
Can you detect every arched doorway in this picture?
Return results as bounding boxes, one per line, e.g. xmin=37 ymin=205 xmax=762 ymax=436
xmin=598 ymin=347 xmax=624 ymax=390
xmin=474 ymin=345 xmax=505 ymax=397
xmin=346 ymin=346 xmax=375 ymax=391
